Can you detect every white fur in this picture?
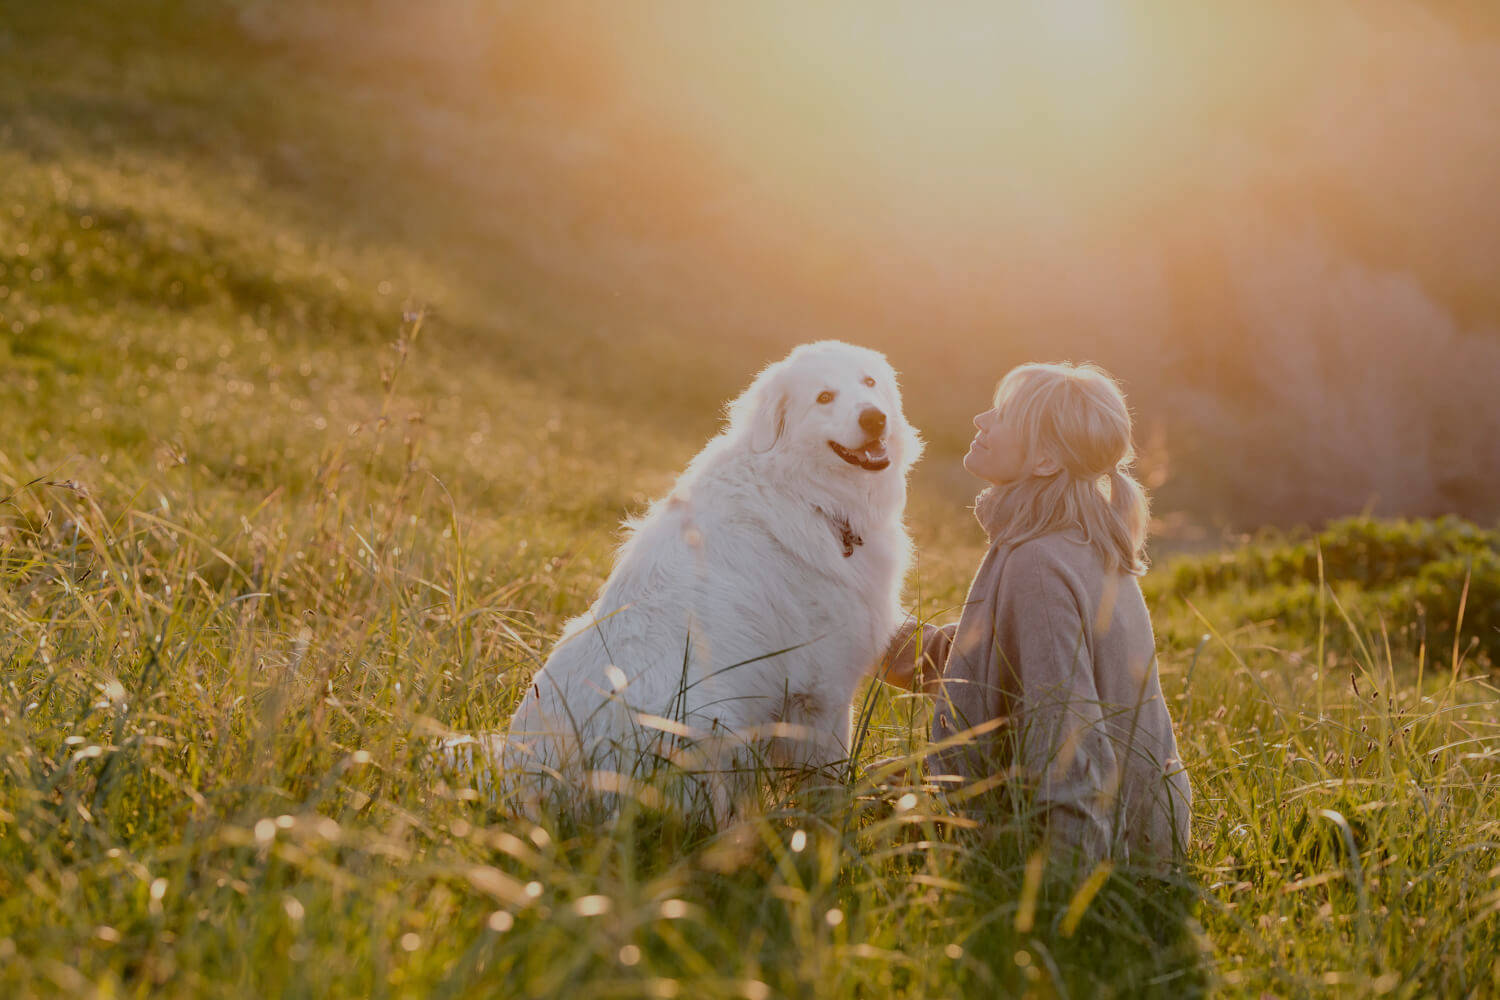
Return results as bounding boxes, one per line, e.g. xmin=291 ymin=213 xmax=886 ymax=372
xmin=475 ymin=341 xmax=922 ymax=818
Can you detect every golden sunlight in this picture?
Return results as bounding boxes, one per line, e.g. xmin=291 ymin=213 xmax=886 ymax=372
xmin=606 ymin=1 xmax=1179 ymax=234
xmin=372 ymin=0 xmax=1500 ymax=523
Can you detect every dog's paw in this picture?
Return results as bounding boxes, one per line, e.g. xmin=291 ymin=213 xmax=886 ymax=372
xmin=431 ymin=734 xmax=506 ymax=801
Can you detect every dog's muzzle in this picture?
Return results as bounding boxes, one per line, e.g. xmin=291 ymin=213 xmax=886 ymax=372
xmin=829 ymin=438 xmax=891 ymax=471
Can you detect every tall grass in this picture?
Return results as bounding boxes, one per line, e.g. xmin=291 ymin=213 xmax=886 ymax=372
xmin=2 ymin=319 xmax=1497 ymax=997
xmin=2 ymin=2 xmax=1497 ymax=996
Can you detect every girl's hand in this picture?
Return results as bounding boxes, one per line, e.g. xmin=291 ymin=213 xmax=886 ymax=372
xmin=873 ymin=617 xmax=954 ymax=693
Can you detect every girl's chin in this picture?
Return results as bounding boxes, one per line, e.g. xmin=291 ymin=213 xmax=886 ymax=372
xmin=963 ymin=455 xmax=1010 ymax=487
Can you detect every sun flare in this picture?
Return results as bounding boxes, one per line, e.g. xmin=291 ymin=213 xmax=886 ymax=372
xmin=596 ymin=1 xmax=1183 ymax=236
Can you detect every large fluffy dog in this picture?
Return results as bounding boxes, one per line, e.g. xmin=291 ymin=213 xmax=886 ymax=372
xmin=485 ymin=341 xmax=921 ymax=815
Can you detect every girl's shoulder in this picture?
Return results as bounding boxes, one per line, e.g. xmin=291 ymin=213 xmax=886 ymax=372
xmin=1002 ymin=533 xmax=1147 ymax=623
xmin=1005 ymin=530 xmax=1097 ymax=577
xmin=995 ymin=534 xmax=1099 ymax=604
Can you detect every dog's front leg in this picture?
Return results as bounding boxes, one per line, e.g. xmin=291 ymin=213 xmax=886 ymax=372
xmin=794 ymin=712 xmax=854 ymax=777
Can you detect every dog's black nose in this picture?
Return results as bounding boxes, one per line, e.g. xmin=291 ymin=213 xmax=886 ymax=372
xmin=859 ymin=407 xmax=886 ymax=437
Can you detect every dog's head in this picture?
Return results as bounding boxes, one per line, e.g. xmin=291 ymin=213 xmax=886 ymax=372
xmin=728 ymin=341 xmax=922 ymax=479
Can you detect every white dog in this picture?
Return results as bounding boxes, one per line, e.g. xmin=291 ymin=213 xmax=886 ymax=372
xmin=462 ymin=341 xmax=921 ymax=817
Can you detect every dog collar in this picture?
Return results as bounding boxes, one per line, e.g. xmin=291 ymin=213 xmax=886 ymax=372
xmin=813 ymin=505 xmax=863 ymax=558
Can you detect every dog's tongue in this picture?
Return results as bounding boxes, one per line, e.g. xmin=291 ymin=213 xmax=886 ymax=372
xmin=830 ymin=437 xmax=891 ymax=470
xmin=849 ymin=440 xmax=890 ymax=471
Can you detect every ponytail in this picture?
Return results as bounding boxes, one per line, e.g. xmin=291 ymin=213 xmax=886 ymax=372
xmin=1107 ymin=465 xmax=1150 ymax=575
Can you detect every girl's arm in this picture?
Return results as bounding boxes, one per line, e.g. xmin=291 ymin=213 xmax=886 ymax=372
xmin=873 ymin=617 xmax=956 ymax=694
xmin=1000 ymin=550 xmax=1118 ymax=863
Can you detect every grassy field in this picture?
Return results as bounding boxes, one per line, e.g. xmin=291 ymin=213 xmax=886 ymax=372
xmin=2 ymin=3 xmax=1498 ymax=997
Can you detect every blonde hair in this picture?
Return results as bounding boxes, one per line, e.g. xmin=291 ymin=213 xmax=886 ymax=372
xmin=982 ymin=362 xmax=1150 ymax=575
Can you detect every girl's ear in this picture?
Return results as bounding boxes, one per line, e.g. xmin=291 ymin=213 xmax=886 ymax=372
xmin=1030 ymin=450 xmax=1063 ymax=477
xmin=729 ymin=364 xmax=790 ymax=453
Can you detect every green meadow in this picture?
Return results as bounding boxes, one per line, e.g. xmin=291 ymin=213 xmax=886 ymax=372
xmin=2 ymin=3 xmax=1497 ymax=997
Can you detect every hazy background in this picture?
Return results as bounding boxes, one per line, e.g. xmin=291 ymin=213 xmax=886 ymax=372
xmin=230 ymin=0 xmax=1500 ymax=530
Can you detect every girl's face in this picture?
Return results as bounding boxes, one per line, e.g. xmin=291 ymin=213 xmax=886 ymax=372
xmin=963 ymin=405 xmax=1030 ymax=485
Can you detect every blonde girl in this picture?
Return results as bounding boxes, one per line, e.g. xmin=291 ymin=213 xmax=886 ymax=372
xmin=881 ymin=362 xmax=1191 ymax=864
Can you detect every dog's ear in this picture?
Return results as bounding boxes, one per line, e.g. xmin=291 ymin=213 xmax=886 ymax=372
xmin=729 ymin=363 xmax=791 ymax=454
xmin=899 ymin=419 xmax=924 ymax=470
xmin=881 ymin=362 xmax=924 ymax=470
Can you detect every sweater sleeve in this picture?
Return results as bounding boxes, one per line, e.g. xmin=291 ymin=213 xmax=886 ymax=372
xmin=999 ymin=549 xmax=1118 ymax=864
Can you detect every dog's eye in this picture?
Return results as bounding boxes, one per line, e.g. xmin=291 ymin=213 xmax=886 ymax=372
xmin=817 ymin=390 xmax=836 ymax=404
xmin=862 ymin=376 xmax=876 ymax=387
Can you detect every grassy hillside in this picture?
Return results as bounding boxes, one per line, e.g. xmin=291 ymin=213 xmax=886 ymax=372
xmin=2 ymin=3 xmax=1498 ymax=998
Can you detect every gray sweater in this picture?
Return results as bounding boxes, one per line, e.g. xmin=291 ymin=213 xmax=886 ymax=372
xmin=927 ymin=531 xmax=1192 ymax=865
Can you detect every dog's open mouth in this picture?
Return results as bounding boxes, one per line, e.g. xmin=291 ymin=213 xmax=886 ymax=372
xmin=828 ymin=439 xmax=890 ymax=471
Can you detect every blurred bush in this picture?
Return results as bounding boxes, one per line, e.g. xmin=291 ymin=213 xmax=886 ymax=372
xmin=1150 ymin=516 xmax=1500 ymax=673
